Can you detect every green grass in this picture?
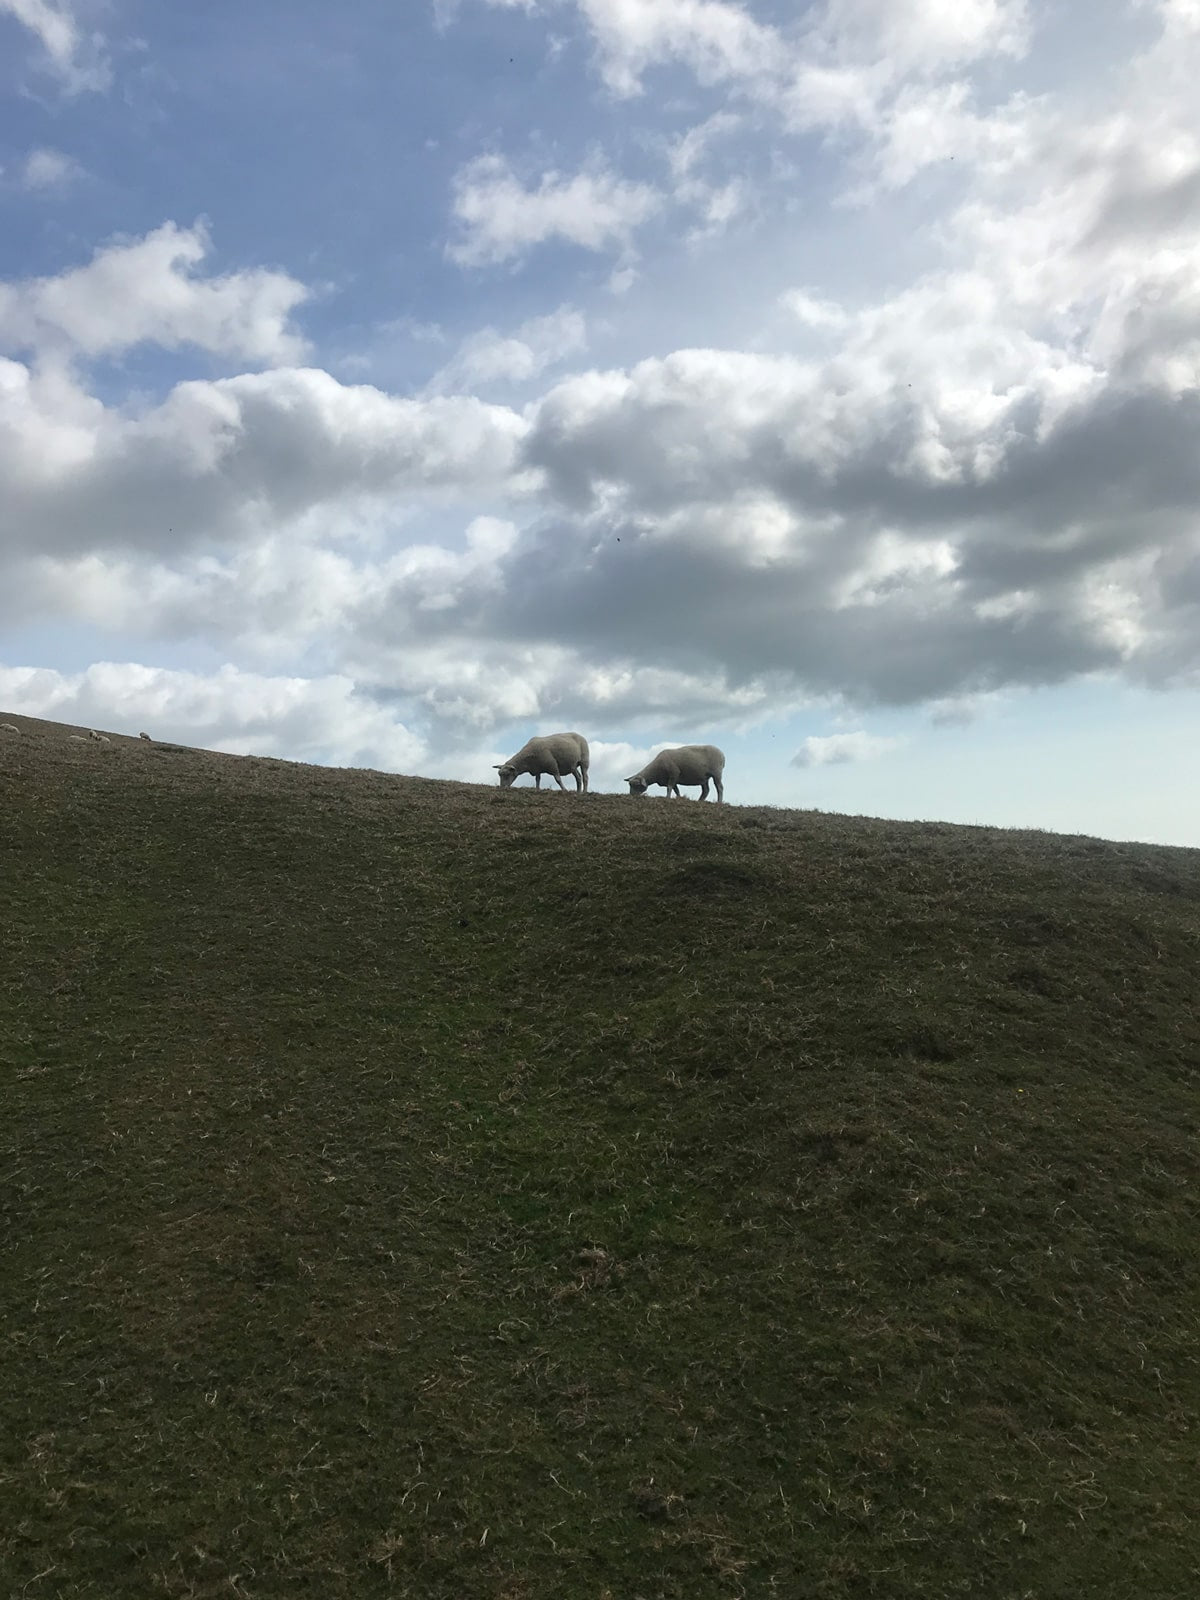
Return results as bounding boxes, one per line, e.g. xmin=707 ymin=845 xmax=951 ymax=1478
xmin=3 ymin=712 xmax=1199 ymax=1598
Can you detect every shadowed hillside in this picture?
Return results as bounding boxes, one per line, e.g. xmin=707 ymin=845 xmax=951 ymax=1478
xmin=3 ymin=712 xmax=1199 ymax=1599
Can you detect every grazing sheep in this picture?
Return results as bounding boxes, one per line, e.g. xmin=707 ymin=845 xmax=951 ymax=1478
xmin=626 ymin=744 xmax=725 ymax=801
xmin=495 ymin=732 xmax=590 ymax=792
xmin=139 ymin=732 xmax=152 ymax=742
xmin=0 ymin=723 xmax=18 ymax=734
xmin=88 ymin=729 xmax=110 ymax=743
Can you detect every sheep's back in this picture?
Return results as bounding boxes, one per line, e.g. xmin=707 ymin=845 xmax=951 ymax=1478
xmin=515 ymin=732 xmax=587 ymax=769
xmin=664 ymin=744 xmax=724 ymax=783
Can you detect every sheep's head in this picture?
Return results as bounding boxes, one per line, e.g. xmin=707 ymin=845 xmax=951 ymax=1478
xmin=494 ymin=763 xmax=518 ymax=788
xmin=625 ymin=775 xmax=649 ymax=795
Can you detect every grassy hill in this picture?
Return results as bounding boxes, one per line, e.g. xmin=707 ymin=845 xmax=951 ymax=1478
xmin=3 ymin=712 xmax=1199 ymax=1599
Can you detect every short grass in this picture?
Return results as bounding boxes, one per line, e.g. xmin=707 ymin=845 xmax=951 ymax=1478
xmin=3 ymin=712 xmax=1199 ymax=1599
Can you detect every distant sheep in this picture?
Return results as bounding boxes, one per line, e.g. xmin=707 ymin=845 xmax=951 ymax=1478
xmin=139 ymin=732 xmax=152 ymax=742
xmin=0 ymin=723 xmax=18 ymax=734
xmin=626 ymin=744 xmax=725 ymax=801
xmin=495 ymin=732 xmax=590 ymax=792
xmin=88 ymin=730 xmax=110 ymax=743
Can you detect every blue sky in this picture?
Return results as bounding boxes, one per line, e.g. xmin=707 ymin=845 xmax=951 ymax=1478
xmin=2 ymin=0 xmax=1200 ymax=844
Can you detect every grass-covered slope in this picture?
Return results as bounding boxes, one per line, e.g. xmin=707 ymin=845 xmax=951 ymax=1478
xmin=3 ymin=713 xmax=1199 ymax=1599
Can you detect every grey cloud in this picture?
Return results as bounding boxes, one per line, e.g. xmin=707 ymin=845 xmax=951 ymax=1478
xmin=423 ymin=356 xmax=1200 ymax=709
xmin=522 ymin=356 xmax=1200 ymax=576
xmin=1082 ymin=162 xmax=1200 ymax=253
xmin=31 ymin=356 xmax=1190 ymax=739
xmin=0 ymin=367 xmax=527 ymax=559
xmin=345 ymin=481 xmax=1122 ymax=721
xmin=10 ymin=344 xmax=1196 ymax=739
xmin=525 ymin=364 xmax=1200 ymax=550
xmin=484 ymin=514 xmax=1121 ymax=704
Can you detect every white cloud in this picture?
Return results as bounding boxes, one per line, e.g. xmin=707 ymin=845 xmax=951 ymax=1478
xmin=442 ymin=0 xmax=1037 ymax=282
xmin=473 ymin=0 xmax=1028 ymax=101
xmin=447 ymin=155 xmax=660 ymax=266
xmin=663 ymin=111 xmax=749 ymax=240
xmin=428 ymin=305 xmax=587 ymax=390
xmin=780 ymin=288 xmax=849 ymax=331
xmin=815 ymin=0 xmax=1029 ymax=75
xmin=583 ymin=738 xmax=652 ymax=787
xmin=571 ymin=0 xmax=781 ymax=97
xmin=666 ymin=111 xmax=742 ymax=180
xmin=1142 ymin=0 xmax=1200 ymax=36
xmin=791 ymin=731 xmax=903 ymax=766
xmin=20 ymin=147 xmax=81 ymax=189
xmin=468 ymin=0 xmax=1036 ymax=195
xmin=471 ymin=0 xmax=784 ymax=100
xmin=0 ymin=223 xmax=310 ymax=366
xmin=860 ymin=79 xmax=1035 ymax=193
xmin=691 ymin=178 xmax=745 ymax=235
xmin=0 ymin=0 xmax=110 ymax=92
xmin=0 ymin=661 xmax=426 ymax=770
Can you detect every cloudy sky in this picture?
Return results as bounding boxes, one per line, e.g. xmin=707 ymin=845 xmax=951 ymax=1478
xmin=3 ymin=0 xmax=1200 ymax=843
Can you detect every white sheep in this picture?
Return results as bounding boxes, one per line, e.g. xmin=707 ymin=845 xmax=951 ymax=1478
xmin=0 ymin=723 xmax=18 ymax=734
xmin=139 ymin=732 xmax=152 ymax=742
xmin=88 ymin=729 xmax=110 ymax=743
xmin=495 ymin=732 xmax=590 ymax=792
xmin=626 ymin=744 xmax=725 ymax=801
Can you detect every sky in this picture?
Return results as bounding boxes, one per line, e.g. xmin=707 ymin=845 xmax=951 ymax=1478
xmin=2 ymin=0 xmax=1200 ymax=844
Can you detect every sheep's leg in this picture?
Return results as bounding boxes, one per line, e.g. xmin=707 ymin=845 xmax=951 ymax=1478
xmin=699 ymin=779 xmax=710 ymax=800
xmin=534 ymin=773 xmax=542 ymax=789
xmin=552 ymin=770 xmax=567 ymax=791
xmin=572 ymin=765 xmax=584 ymax=791
xmin=714 ymin=773 xmax=724 ymax=802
